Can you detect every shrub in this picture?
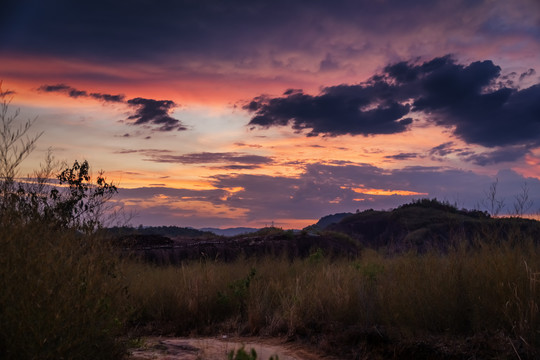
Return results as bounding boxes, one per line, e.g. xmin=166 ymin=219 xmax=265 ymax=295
xmin=0 ymin=85 xmax=129 ymax=359
xmin=0 ymin=220 xmax=130 ymax=359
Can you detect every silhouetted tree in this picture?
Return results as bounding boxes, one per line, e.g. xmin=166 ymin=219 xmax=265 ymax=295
xmin=0 ymin=84 xmax=117 ymax=233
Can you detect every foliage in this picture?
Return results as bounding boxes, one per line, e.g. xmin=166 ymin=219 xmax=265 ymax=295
xmin=107 ymin=224 xmax=212 ymax=238
xmin=0 ymin=85 xmax=127 ymax=359
xmin=0 ymin=83 xmax=42 ymax=186
xmin=1 ymin=158 xmax=118 ymax=233
xmin=398 ymin=197 xmax=489 ymax=218
xmin=228 ymin=346 xmax=258 ymax=360
xmin=251 ymin=226 xmax=290 ymax=238
xmin=0 ymin=222 xmax=130 ymax=360
xmin=227 ymin=346 xmax=280 ymax=360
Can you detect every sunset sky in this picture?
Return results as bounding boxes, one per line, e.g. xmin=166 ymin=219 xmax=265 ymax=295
xmin=1 ymin=0 xmax=540 ymax=229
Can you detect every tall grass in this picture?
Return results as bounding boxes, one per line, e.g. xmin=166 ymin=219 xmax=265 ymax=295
xmin=126 ymin=238 xmax=540 ymax=356
xmin=0 ymin=219 xmax=130 ymax=359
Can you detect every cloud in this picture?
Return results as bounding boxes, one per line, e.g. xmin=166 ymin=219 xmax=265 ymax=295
xmin=126 ymin=97 xmax=185 ymax=131
xmin=320 ymin=53 xmax=339 ymax=71
xmin=210 ymin=165 xmax=262 ymax=170
xmin=116 ymin=149 xmax=272 ymax=167
xmin=429 ymin=142 xmax=458 ymax=157
xmin=118 ymin=186 xmax=226 ymax=203
xmin=247 ymin=55 xmax=540 ymax=149
xmin=465 ymin=145 xmax=533 ymax=166
xmin=90 ymin=92 xmax=125 ymax=103
xmin=142 ymin=151 xmax=273 ymax=166
xmin=386 ymin=56 xmax=540 ymax=148
xmin=385 ymin=153 xmax=418 ymax=161
xmin=39 ymin=83 xmax=125 ymax=102
xmin=208 ymin=162 xmax=540 ymax=220
xmin=520 ymin=68 xmax=536 ymax=81
xmin=39 ymin=84 xmax=186 ymax=131
xmin=234 ymin=142 xmax=263 ymax=148
xmin=246 ymin=85 xmax=413 ymax=137
xmin=112 ymin=162 xmax=540 ymax=227
xmin=3 ymin=0 xmax=538 ymax=69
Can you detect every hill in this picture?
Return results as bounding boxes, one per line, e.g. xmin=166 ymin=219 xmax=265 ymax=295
xmin=326 ymin=199 xmax=540 ymax=253
xmin=312 ymin=212 xmax=354 ymax=230
xmin=112 ymin=227 xmax=360 ymax=264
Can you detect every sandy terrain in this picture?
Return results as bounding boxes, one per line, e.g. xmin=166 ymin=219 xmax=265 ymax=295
xmin=128 ymin=336 xmax=334 ymax=360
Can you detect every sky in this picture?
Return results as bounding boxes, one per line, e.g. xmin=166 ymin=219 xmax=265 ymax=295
xmin=1 ymin=0 xmax=540 ymax=229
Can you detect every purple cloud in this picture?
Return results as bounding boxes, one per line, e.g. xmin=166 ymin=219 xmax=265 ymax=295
xmin=39 ymin=84 xmax=186 ymax=131
xmin=247 ymin=56 xmax=540 ymax=152
xmin=114 ymin=162 xmax=540 ymax=227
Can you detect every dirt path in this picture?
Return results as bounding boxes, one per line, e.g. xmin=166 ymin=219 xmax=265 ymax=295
xmin=128 ymin=336 xmax=336 ymax=360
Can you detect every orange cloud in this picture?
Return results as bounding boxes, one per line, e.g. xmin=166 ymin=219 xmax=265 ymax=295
xmin=350 ymin=187 xmax=428 ymax=196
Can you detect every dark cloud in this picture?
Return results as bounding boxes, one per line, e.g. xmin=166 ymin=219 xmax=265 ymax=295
xmin=465 ymin=145 xmax=532 ymax=166
xmin=114 ymin=148 xmax=172 ymax=155
xmin=210 ymin=165 xmax=262 ymax=170
xmin=90 ymin=92 xmax=125 ymax=103
xmin=428 ymin=141 xmax=529 ymax=165
xmin=126 ymin=98 xmax=185 ymax=131
xmin=386 ymin=56 xmax=540 ymax=148
xmin=39 ymin=84 xmax=88 ymax=98
xmin=520 ymin=68 xmax=536 ymax=81
xmin=385 ymin=153 xmax=418 ymax=160
xmin=429 ymin=142 xmax=457 ymax=157
xmin=247 ymin=55 xmax=540 ymax=148
xmin=3 ymin=0 xmax=538 ymax=69
xmin=39 ymin=84 xmax=185 ymax=131
xmin=117 ymin=149 xmax=272 ymax=167
xmin=246 ymin=84 xmax=413 ymax=137
xmin=142 ymin=151 xmax=273 ymax=165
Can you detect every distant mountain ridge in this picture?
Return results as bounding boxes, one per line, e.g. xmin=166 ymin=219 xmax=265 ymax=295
xmin=107 ymin=199 xmax=540 ymax=259
xmin=106 ymin=225 xmax=211 ymax=238
xmin=200 ymin=227 xmax=260 ymax=236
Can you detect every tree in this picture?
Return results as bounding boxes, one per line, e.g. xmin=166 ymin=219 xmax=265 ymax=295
xmin=0 ymin=84 xmax=117 ymax=233
xmin=0 ymin=83 xmax=42 ymax=190
xmin=513 ymin=182 xmax=533 ymax=217
xmin=482 ymin=178 xmax=505 ymax=216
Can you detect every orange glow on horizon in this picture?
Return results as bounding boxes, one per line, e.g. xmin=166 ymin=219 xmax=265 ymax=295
xmin=350 ymin=187 xmax=428 ymax=196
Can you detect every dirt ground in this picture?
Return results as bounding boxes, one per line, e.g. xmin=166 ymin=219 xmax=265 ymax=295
xmin=128 ymin=336 xmax=337 ymax=360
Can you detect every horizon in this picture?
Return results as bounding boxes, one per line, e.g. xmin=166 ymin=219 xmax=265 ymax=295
xmin=2 ymin=0 xmax=540 ymax=229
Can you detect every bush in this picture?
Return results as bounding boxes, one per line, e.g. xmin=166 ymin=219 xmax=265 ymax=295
xmin=0 ymin=220 xmax=130 ymax=359
xmin=0 ymin=85 xmax=129 ymax=359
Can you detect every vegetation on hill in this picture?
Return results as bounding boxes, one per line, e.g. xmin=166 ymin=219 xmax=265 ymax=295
xmin=308 ymin=211 xmax=354 ymax=231
xmin=106 ymin=225 xmax=212 ymax=238
xmin=327 ymin=198 xmax=540 ymax=253
xmin=106 ymin=225 xmax=261 ymax=239
xmin=116 ymin=226 xmax=360 ymax=264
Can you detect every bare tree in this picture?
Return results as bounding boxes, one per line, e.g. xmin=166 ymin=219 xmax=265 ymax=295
xmin=482 ymin=178 xmax=505 ymax=216
xmin=513 ymin=182 xmax=533 ymax=217
xmin=0 ymin=83 xmax=43 ymax=187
